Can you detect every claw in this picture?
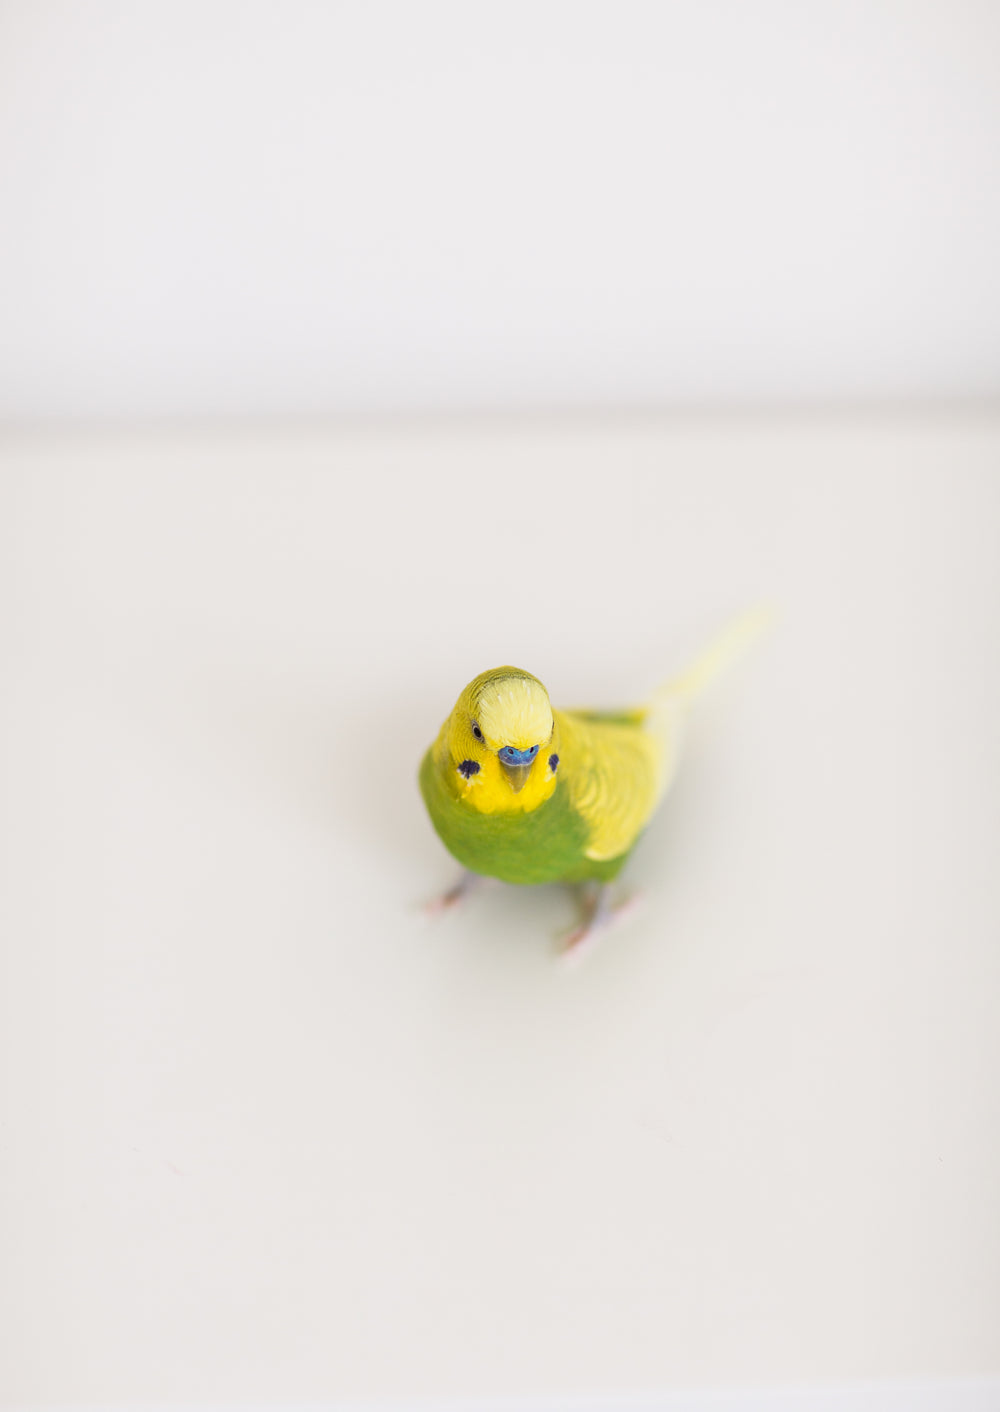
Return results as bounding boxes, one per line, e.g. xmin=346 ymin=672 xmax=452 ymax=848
xmin=560 ymin=884 xmax=642 ymax=963
xmin=424 ymin=869 xmax=487 ymax=917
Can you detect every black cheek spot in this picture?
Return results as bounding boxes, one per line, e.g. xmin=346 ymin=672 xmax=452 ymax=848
xmin=548 ymin=753 xmax=559 ymax=773
xmin=457 ymin=759 xmax=481 ymax=778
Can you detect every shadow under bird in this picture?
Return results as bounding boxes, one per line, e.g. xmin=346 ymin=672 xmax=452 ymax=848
xmin=419 ymin=610 xmax=767 ymax=954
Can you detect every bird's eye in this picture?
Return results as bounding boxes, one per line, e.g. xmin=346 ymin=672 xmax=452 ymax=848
xmin=472 ymin=723 xmax=483 ymax=741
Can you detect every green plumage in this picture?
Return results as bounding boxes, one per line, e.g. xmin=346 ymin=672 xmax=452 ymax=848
xmin=418 ymin=747 xmax=628 ymax=885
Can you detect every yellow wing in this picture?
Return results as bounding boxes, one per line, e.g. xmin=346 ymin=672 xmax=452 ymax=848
xmin=555 ymin=606 xmax=773 ymax=861
xmin=555 ymin=709 xmax=673 ymax=862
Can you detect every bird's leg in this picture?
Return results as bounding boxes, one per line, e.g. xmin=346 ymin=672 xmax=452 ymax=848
xmin=561 ymin=882 xmax=641 ymax=960
xmin=563 ymin=882 xmax=611 ymax=951
xmin=425 ymin=869 xmax=487 ymax=916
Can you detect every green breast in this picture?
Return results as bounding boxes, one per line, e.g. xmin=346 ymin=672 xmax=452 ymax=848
xmin=418 ymin=750 xmax=629 ymax=885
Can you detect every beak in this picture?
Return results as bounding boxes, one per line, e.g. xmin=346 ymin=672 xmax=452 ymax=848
xmin=498 ymin=744 xmax=539 ymax=793
xmin=500 ymin=760 xmax=535 ymax=793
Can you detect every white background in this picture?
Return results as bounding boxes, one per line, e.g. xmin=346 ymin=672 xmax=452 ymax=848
xmin=2 ymin=4 xmax=999 ymax=1408
xmin=1 ymin=0 xmax=1000 ymax=421
xmin=2 ymin=415 xmax=999 ymax=1404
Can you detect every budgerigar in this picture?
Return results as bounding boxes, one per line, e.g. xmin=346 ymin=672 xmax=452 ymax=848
xmin=419 ymin=611 xmax=766 ymax=952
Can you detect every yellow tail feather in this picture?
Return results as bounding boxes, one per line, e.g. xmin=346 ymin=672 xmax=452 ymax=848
xmin=651 ymin=604 xmax=774 ymax=711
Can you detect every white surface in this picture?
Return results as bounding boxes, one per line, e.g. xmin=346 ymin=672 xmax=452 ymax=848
xmin=1 ymin=412 xmax=999 ymax=1405
xmin=2 ymin=2 xmax=1000 ymax=421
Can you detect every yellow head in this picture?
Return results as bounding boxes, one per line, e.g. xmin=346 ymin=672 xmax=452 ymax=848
xmin=441 ymin=666 xmax=560 ymax=814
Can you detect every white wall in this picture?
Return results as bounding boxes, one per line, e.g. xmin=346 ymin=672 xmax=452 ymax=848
xmin=1 ymin=1 xmax=999 ymax=420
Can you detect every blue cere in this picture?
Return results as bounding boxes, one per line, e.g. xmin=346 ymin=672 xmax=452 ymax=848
xmin=498 ymin=744 xmax=539 ymax=766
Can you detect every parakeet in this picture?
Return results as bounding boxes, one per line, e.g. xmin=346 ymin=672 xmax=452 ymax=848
xmin=419 ymin=611 xmax=766 ymax=951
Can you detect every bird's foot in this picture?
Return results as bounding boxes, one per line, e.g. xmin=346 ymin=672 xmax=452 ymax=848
xmin=560 ymin=884 xmax=642 ymax=963
xmin=424 ymin=869 xmax=489 ymax=917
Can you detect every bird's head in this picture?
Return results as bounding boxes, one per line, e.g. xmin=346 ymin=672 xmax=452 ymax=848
xmin=443 ymin=667 xmax=559 ymax=812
